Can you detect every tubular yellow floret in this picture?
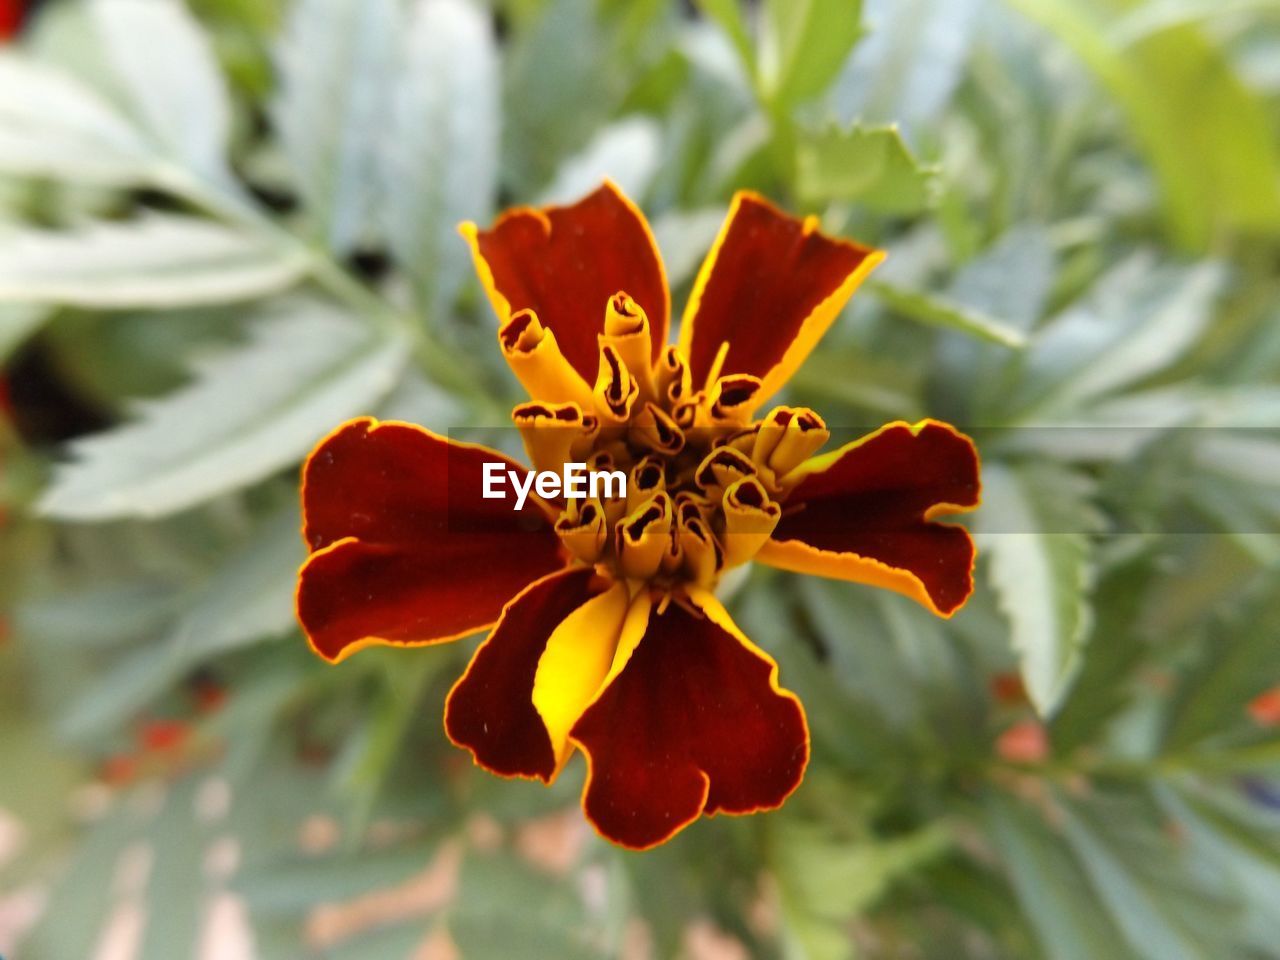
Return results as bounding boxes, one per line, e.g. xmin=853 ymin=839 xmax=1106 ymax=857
xmin=720 ymin=476 xmax=781 ymax=568
xmin=593 ymin=344 xmax=640 ymax=423
xmin=615 ymin=492 xmax=673 ymax=581
xmin=513 ymin=401 xmax=588 ymax=475
xmin=498 ymin=310 xmax=596 ymax=409
xmin=601 ymin=291 xmax=657 ymax=404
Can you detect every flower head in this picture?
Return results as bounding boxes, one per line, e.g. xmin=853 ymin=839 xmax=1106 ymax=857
xmin=296 ymin=182 xmax=980 ymax=849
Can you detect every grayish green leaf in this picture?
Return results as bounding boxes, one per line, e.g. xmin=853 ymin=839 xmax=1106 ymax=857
xmin=0 ymin=214 xmax=309 ymax=308
xmin=540 ymin=116 xmax=662 ymax=205
xmin=976 ymin=463 xmax=1097 ymax=716
xmin=1017 ymin=258 xmax=1225 ymax=417
xmin=652 ymin=206 xmax=727 ymax=290
xmin=39 ymin=301 xmax=408 ymax=520
xmin=986 ymin=793 xmax=1141 ymax=960
xmin=0 ymin=303 xmax=52 ymax=362
xmin=695 ymin=0 xmax=756 ymax=82
xmin=870 ymin=280 xmax=1028 ymax=348
xmin=830 ymin=0 xmax=979 ymax=139
xmin=274 ymin=0 xmax=400 ymax=253
xmin=173 ymin=507 xmax=304 ymax=661
xmin=0 ymin=53 xmax=154 ymax=185
xmin=90 ymin=0 xmax=232 ymax=182
xmin=1059 ymin=803 xmax=1209 ymax=960
xmin=385 ymin=0 xmax=499 ymax=316
xmin=948 ymin=224 xmax=1055 ymax=333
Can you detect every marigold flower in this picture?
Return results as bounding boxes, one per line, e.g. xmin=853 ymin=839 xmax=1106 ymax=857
xmin=295 ymin=183 xmax=981 ymax=849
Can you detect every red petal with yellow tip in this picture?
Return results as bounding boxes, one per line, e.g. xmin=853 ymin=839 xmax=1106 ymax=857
xmin=462 ymin=182 xmax=669 ymax=384
xmin=445 ymin=566 xmax=606 ymax=782
xmin=680 ymin=192 xmax=883 ymax=404
xmin=297 ymin=418 xmax=567 ymax=663
xmin=570 ymin=592 xmax=808 ymax=850
xmin=759 ymin=420 xmax=980 ymax=617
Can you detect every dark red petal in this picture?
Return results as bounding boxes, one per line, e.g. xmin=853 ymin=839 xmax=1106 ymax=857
xmin=462 ymin=182 xmax=669 ymax=383
xmin=680 ymin=192 xmax=882 ymax=403
xmin=445 ymin=567 xmax=604 ymax=782
xmin=570 ymin=594 xmax=808 ymax=849
xmin=297 ymin=418 xmax=567 ymax=662
xmin=760 ymin=420 xmax=980 ymax=616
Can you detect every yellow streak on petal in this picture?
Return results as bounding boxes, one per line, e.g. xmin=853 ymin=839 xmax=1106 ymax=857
xmin=532 ymin=581 xmax=632 ymax=768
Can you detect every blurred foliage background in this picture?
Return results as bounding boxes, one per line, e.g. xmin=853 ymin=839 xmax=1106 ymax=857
xmin=2 ymin=0 xmax=1280 ymax=957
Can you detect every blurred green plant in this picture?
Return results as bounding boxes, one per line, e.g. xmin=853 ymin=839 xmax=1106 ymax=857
xmin=1 ymin=0 xmax=1278 ymax=957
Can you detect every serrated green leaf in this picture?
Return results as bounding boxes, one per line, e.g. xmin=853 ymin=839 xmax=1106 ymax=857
xmin=0 ymin=214 xmax=308 ymax=308
xmin=796 ymin=124 xmax=939 ymax=214
xmin=0 ymin=53 xmax=154 ymax=185
xmin=976 ymin=463 xmax=1097 ymax=716
xmin=39 ymin=301 xmax=407 ymax=520
xmin=90 ymin=0 xmax=233 ymax=183
xmin=274 ymin=0 xmax=400 ymax=253
xmin=384 ymin=0 xmax=499 ymax=317
xmin=760 ymin=0 xmax=863 ymax=106
xmin=870 ymin=280 xmax=1028 ymax=348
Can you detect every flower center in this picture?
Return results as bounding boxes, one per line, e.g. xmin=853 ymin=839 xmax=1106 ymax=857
xmin=507 ymin=292 xmax=830 ymax=593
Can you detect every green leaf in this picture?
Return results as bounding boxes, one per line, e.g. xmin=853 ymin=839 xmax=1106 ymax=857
xmin=54 ymin=508 xmax=302 ymax=740
xmin=90 ymin=0 xmax=233 ymax=183
xmin=760 ymin=0 xmax=864 ymax=106
xmin=501 ymin=0 xmax=625 ymax=195
xmin=1058 ymin=798 xmax=1227 ymax=960
xmin=451 ymin=852 xmax=606 ymax=960
xmin=0 ymin=303 xmax=52 ymax=362
xmin=0 ymin=214 xmax=308 ymax=308
xmin=772 ymin=817 xmax=951 ymax=960
xmin=1048 ymin=545 xmax=1153 ymax=752
xmin=0 ymin=53 xmax=154 ymax=185
xmin=39 ymin=301 xmax=408 ymax=520
xmin=650 ymin=207 xmax=727 ymax=290
xmin=540 ymin=116 xmax=662 ymax=205
xmin=1016 ymin=258 xmax=1226 ymax=418
xmin=829 ymin=0 xmax=980 ymax=136
xmin=986 ymin=792 xmax=1141 ymax=960
xmin=384 ymin=0 xmax=500 ymax=316
xmin=1162 ymin=578 xmax=1280 ymax=752
xmin=1001 ymin=0 xmax=1280 ymax=249
xmin=172 ymin=506 xmax=303 ymax=661
xmin=976 ymin=463 xmax=1097 ymax=716
xmin=274 ymin=0 xmax=400 ymax=253
xmin=869 ymin=280 xmax=1027 ymax=348
xmin=796 ymin=124 xmax=940 ymax=214
xmin=695 ymin=0 xmax=757 ymax=83
xmin=1109 ymin=0 xmax=1280 ymax=46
